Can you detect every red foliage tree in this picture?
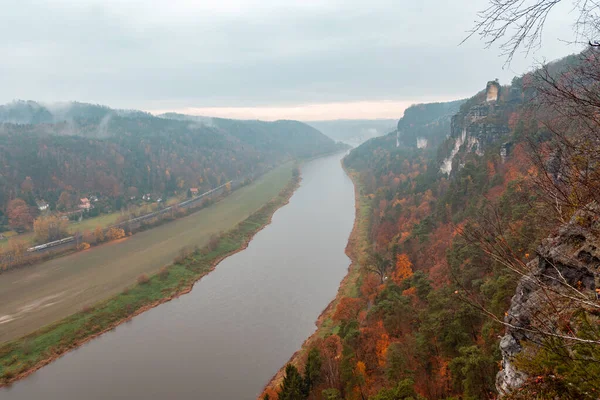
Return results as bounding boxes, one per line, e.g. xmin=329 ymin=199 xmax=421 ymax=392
xmin=7 ymin=198 xmax=34 ymax=232
xmin=332 ymin=297 xmax=363 ymax=322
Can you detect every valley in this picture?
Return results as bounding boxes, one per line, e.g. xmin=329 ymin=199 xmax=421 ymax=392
xmin=1 ymin=1 xmax=599 ymax=398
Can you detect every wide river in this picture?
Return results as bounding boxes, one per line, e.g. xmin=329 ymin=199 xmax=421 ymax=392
xmin=1 ymin=152 xmax=355 ymax=400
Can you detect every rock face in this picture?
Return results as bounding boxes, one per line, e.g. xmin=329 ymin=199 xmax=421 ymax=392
xmin=440 ymin=81 xmax=512 ymax=174
xmin=496 ymin=205 xmax=600 ymax=395
xmin=486 ymin=80 xmax=501 ymax=102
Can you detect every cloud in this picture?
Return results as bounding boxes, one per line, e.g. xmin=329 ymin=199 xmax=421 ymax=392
xmin=0 ymin=0 xmax=582 ymax=119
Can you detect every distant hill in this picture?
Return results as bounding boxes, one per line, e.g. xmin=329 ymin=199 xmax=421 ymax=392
xmin=305 ymin=119 xmax=397 ymax=145
xmin=0 ymin=100 xmax=149 ymax=126
xmin=159 ymin=113 xmax=341 ymax=158
xmin=0 ymin=102 xmax=341 ymax=216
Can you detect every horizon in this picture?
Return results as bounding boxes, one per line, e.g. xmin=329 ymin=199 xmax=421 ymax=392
xmin=144 ymin=97 xmax=465 ymax=121
xmin=3 ymin=96 xmax=469 ymax=122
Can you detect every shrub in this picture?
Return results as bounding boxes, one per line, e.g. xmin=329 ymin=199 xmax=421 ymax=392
xmin=106 ymin=227 xmax=126 ymax=241
xmin=174 ymin=246 xmax=195 ymax=264
xmin=82 ymin=230 xmax=96 ymax=245
xmin=137 ymin=274 xmax=150 ymax=285
xmin=208 ymin=234 xmax=220 ymax=252
xmin=158 ymin=266 xmax=169 ymax=280
xmin=94 ymin=226 xmax=104 ymax=243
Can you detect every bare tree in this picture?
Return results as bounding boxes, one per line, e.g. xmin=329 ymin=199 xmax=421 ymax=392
xmin=526 ymin=49 xmax=600 ymax=221
xmin=366 ymin=252 xmax=391 ymax=284
xmin=464 ymin=0 xmax=600 ymax=62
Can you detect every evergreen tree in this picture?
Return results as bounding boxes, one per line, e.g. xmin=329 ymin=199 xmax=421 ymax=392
xmin=279 ymin=364 xmax=305 ymax=400
xmin=303 ymin=347 xmax=322 ymax=396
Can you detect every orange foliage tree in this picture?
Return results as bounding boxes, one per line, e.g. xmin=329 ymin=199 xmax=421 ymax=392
xmin=392 ymin=253 xmax=413 ymax=284
xmin=106 ymin=227 xmax=126 ymax=241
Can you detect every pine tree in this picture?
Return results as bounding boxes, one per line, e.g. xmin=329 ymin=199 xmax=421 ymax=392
xmin=303 ymin=348 xmax=322 ymax=396
xmin=279 ymin=364 xmax=305 ymax=400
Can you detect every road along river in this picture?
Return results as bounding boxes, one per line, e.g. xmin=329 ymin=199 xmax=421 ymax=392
xmin=1 ymin=151 xmax=356 ymax=400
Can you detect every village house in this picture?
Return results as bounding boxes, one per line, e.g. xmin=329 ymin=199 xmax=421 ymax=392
xmin=142 ymin=193 xmax=152 ymax=201
xmin=189 ymin=188 xmax=199 ymax=196
xmin=36 ymin=200 xmax=49 ymax=211
xmin=79 ymin=198 xmax=92 ymax=210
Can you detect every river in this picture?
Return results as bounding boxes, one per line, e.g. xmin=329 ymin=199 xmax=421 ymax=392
xmin=1 ymin=152 xmax=356 ymax=400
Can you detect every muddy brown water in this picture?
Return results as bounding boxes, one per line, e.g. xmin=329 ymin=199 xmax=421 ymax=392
xmin=1 ymin=152 xmax=356 ymax=400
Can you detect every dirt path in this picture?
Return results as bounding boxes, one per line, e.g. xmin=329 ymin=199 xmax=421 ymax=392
xmin=0 ymin=164 xmax=292 ymax=344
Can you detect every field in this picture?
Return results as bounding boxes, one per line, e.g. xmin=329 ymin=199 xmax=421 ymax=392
xmin=0 ymin=164 xmax=293 ymax=344
xmin=66 ymin=211 xmax=123 ymax=233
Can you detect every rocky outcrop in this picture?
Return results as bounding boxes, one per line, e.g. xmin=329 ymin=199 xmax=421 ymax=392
xmin=496 ymin=205 xmax=600 ymax=395
xmin=440 ymin=82 xmax=512 ymax=174
xmin=487 ymin=80 xmax=501 ymax=102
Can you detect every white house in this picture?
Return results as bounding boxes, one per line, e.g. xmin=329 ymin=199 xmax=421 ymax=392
xmin=36 ymin=200 xmax=49 ymax=211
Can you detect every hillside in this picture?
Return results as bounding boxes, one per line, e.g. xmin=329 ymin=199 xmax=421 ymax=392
xmin=0 ymin=102 xmax=341 ymax=229
xmin=160 ymin=113 xmax=341 ymax=158
xmin=269 ymin=50 xmax=600 ymax=400
xmin=341 ymin=79 xmax=529 ymax=397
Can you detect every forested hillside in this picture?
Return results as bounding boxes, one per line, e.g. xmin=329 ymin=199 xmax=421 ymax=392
xmin=270 ymin=50 xmax=600 ymax=399
xmin=0 ymin=102 xmax=341 ymax=230
xmin=160 ymin=113 xmax=338 ymax=157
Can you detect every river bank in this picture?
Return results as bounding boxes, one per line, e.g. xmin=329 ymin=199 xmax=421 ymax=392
xmin=0 ymin=170 xmax=301 ymax=388
xmin=259 ymin=165 xmax=372 ymax=399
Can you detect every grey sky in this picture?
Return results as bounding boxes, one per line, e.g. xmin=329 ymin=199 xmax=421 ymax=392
xmin=0 ymin=0 xmax=581 ymax=119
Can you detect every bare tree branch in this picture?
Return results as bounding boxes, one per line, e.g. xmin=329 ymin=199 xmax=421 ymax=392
xmin=464 ymin=0 xmax=600 ymax=63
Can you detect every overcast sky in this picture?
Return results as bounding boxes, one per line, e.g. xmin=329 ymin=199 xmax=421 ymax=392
xmin=0 ymin=0 xmax=582 ymax=120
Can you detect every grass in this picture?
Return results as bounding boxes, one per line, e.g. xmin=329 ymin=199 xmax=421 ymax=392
xmin=0 ymin=232 xmax=33 ymax=250
xmin=0 ymin=170 xmax=300 ymax=387
xmin=67 ymin=212 xmax=123 ymax=233
xmin=0 ymin=163 xmax=294 ymax=343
